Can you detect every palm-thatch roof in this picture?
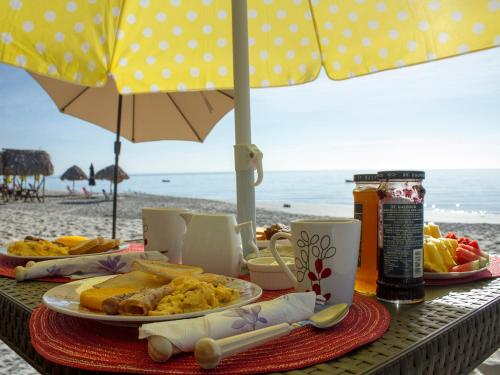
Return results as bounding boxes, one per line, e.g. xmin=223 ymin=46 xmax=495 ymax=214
xmin=95 ymin=165 xmax=129 ymax=183
xmin=60 ymin=165 xmax=88 ymax=181
xmin=1 ymin=149 xmax=54 ymax=176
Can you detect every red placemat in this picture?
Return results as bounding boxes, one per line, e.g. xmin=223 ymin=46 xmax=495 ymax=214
xmin=425 ymin=256 xmax=500 ymax=286
xmin=30 ymin=293 xmax=390 ymax=374
xmin=0 ymin=243 xmax=143 ymax=282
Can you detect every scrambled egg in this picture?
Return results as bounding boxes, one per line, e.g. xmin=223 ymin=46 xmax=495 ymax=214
xmin=150 ymin=276 xmax=239 ymax=315
xmin=8 ymin=240 xmax=69 ymax=256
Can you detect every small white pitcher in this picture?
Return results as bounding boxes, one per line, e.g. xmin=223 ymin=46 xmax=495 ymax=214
xmin=180 ymin=213 xmax=259 ymax=277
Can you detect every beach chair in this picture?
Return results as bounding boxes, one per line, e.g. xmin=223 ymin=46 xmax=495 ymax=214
xmin=82 ymin=187 xmax=92 ymax=199
xmin=102 ymin=189 xmax=111 ymax=201
xmin=66 ymin=185 xmax=75 ymax=195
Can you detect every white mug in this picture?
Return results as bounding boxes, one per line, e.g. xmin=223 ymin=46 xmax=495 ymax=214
xmin=142 ymin=207 xmax=190 ymax=263
xmin=269 ymin=219 xmax=361 ymax=305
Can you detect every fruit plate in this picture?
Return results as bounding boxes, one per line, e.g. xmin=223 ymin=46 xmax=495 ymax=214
xmin=43 ymin=275 xmax=263 ymax=326
xmin=0 ymin=244 xmax=128 ymax=261
xmin=424 ymin=267 xmax=488 ymax=279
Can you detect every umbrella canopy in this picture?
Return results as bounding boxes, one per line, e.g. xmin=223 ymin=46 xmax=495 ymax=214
xmin=1 ymin=149 xmax=54 ymax=176
xmin=60 ymin=165 xmax=88 ymax=181
xmin=95 ymin=165 xmax=129 ymax=184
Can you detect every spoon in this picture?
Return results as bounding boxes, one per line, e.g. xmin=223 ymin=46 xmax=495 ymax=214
xmin=194 ymin=303 xmax=349 ymax=369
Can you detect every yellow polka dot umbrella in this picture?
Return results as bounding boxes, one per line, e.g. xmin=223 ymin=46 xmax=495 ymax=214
xmin=1 ymin=0 xmax=498 ymax=250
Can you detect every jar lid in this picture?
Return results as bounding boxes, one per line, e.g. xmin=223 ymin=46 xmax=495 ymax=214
xmin=377 ymin=170 xmax=425 ymax=180
xmin=353 ymin=174 xmax=379 ymax=182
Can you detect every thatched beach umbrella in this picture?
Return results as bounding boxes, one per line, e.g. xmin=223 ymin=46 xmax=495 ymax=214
xmin=60 ymin=165 xmax=88 ymax=192
xmin=95 ymin=165 xmax=129 ymax=192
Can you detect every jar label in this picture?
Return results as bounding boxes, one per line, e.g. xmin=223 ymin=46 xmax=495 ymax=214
xmin=382 ymin=203 xmax=423 ymax=278
xmin=354 ymin=203 xmax=363 ymax=267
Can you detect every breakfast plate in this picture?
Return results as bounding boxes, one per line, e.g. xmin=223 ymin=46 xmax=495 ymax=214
xmin=43 ymin=275 xmax=263 ymax=325
xmin=0 ymin=244 xmax=128 ymax=261
xmin=424 ymin=267 xmax=488 ymax=280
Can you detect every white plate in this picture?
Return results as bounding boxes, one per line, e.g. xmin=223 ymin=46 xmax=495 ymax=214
xmin=424 ymin=267 xmax=488 ymax=280
xmin=256 ymin=239 xmax=290 ymax=249
xmin=43 ymin=275 xmax=263 ymax=325
xmin=0 ymin=244 xmax=128 ymax=261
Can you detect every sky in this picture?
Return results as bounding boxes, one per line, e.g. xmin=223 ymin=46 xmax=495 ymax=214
xmin=1 ymin=47 xmax=499 ymax=175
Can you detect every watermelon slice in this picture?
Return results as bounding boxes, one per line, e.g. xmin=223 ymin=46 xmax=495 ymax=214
xmin=480 ymin=250 xmax=489 ymax=260
xmin=478 ymin=257 xmax=488 ymax=268
xmin=456 ymin=248 xmax=480 ymax=263
xmin=460 ymin=244 xmax=481 ymax=256
xmin=450 ymin=260 xmax=480 ymax=273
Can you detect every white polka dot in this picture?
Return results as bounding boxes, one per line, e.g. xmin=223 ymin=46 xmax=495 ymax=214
xmin=273 ymin=64 xmax=282 ymax=74
xmin=277 ymin=9 xmax=286 ymax=19
xmin=217 ymin=38 xmax=227 ymax=47
xmin=81 ymin=42 xmax=90 ymax=53
xmin=158 ymin=41 xmax=168 ymax=50
xmin=203 ymin=52 xmax=213 ymax=62
xmin=156 ymin=12 xmax=166 ymax=22
xmin=333 ymin=61 xmax=341 ymax=70
xmin=150 ymin=84 xmax=159 ymax=93
xmin=473 ymin=23 xmax=485 ymax=34
xmin=261 ymin=80 xmax=270 ymax=87
xmin=94 ymin=14 xmax=102 ymax=24
xmin=419 ymin=21 xmax=429 ymax=31
xmin=127 ymin=14 xmax=137 ymax=24
xmin=190 ymin=67 xmax=200 ymax=77
xmin=45 ymin=11 xmax=56 ymax=22
xmin=74 ymin=22 xmax=84 ymax=33
xmin=299 ymin=64 xmax=307 ymax=74
xmin=301 ymin=37 xmax=310 ymax=46
xmin=274 ymin=37 xmax=284 ymax=46
xmin=99 ymin=35 xmax=106 ymax=44
xmin=304 ymin=10 xmax=312 ymax=20
xmin=74 ymin=72 xmax=82 ymax=82
xmin=122 ymin=86 xmax=132 ymax=94
xmin=324 ymin=22 xmax=333 ymax=30
xmin=362 ymin=37 xmax=371 ymax=47
xmin=249 ymin=65 xmax=256 ymax=75
xmin=139 ymin=0 xmax=150 ymax=8
xmin=427 ymin=52 xmax=437 ymax=60
xmin=88 ymin=0 xmax=96 ymax=3
xmin=88 ymin=61 xmax=96 ymax=72
xmin=66 ymin=1 xmax=77 ymax=12
xmin=112 ymin=7 xmax=120 ymax=16
xmin=10 ymin=0 xmax=22 ymax=10
xmin=119 ymin=58 xmax=128 ymax=67
xmin=35 ymin=42 xmax=44 ymax=53
xmin=349 ymin=12 xmax=358 ymax=21
xmin=187 ymin=11 xmax=198 ymax=21
xmin=262 ymin=23 xmax=271 ymax=32
xmin=218 ymin=10 xmax=227 ymax=19
xmin=173 ymin=26 xmax=182 ymax=36
xmin=368 ymin=20 xmax=379 ymax=29
xmin=248 ymin=9 xmax=257 ymax=18
xmin=395 ymin=59 xmax=405 ymax=67
xmin=354 ymin=55 xmax=362 ymax=64
xmin=162 ymin=69 xmax=171 ymax=78
xmin=260 ymin=50 xmax=269 ymax=60
xmin=343 ymin=29 xmax=352 ymax=37
xmin=407 ymin=40 xmax=418 ymax=51
xmin=369 ymin=66 xmax=378 ymax=73
xmin=206 ymin=82 xmax=215 ymax=90
xmin=55 ymin=32 xmax=65 ymax=42
xmin=311 ymin=51 xmax=319 ymax=60
xmin=398 ymin=11 xmax=409 ymax=21
xmin=263 ymin=0 xmax=273 ymax=4
xmin=64 ymin=52 xmax=73 ymax=62
xmin=134 ymin=71 xmax=144 ymax=80
xmin=175 ymin=54 xmax=184 ymax=63
xmin=188 ymin=39 xmax=198 ymax=49
xmin=329 ymin=4 xmax=339 ymax=13
xmin=489 ymin=1 xmax=500 ymax=11
xmin=171 ymin=0 xmax=181 ymax=5
xmin=203 ymin=24 xmax=213 ymax=34
xmin=438 ymin=32 xmax=449 ymax=43
xmin=22 ymin=21 xmax=34 ymax=32
xmin=48 ymin=64 xmax=58 ymax=75
xmin=458 ymin=44 xmax=469 ymax=53
xmin=218 ymin=66 xmax=228 ymax=76
xmin=289 ymin=24 xmax=298 ymax=32
xmin=389 ymin=29 xmax=399 ymax=39
xmin=146 ymin=56 xmax=156 ymax=64
xmin=248 ymin=37 xmax=256 ymax=46
xmin=321 ymin=37 xmax=329 ymax=46
xmin=131 ymin=43 xmax=141 ymax=52
xmin=379 ymin=48 xmax=388 ymax=58
xmin=15 ymin=55 xmax=27 ymax=66
xmin=143 ymin=28 xmax=153 ymax=37
xmin=376 ymin=2 xmax=386 ymax=12
xmin=286 ymin=50 xmax=295 ymax=59
xmin=428 ymin=1 xmax=440 ymax=11
xmin=452 ymin=11 xmax=463 ymax=21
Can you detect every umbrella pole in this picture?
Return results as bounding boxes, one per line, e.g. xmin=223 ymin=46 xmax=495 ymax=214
xmin=232 ymin=0 xmax=257 ymax=257
xmin=112 ymin=94 xmax=123 ymax=239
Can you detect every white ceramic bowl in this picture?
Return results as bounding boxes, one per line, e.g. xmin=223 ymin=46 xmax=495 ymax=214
xmin=247 ymin=257 xmax=295 ymax=290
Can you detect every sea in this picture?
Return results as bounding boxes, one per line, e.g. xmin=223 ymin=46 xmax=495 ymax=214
xmin=45 ymin=169 xmax=500 ymax=224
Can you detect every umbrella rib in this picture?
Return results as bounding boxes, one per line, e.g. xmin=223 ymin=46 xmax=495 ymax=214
xmin=165 ymin=93 xmax=202 ymax=142
xmin=217 ymin=90 xmax=235 ymax=100
xmin=60 ymin=87 xmax=90 ymax=112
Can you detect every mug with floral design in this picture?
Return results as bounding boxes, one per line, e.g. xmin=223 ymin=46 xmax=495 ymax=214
xmin=269 ymin=219 xmax=361 ymax=306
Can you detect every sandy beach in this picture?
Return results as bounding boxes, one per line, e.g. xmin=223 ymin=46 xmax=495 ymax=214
xmin=1 ymin=192 xmax=499 ymax=374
